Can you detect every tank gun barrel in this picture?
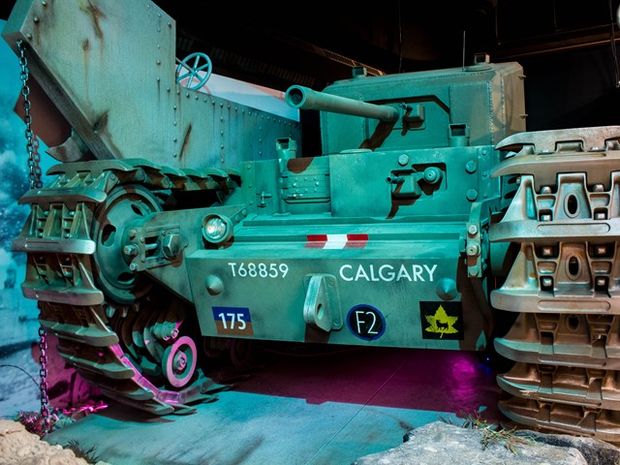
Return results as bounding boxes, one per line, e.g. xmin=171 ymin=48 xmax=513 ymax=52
xmin=285 ymin=85 xmax=399 ymax=122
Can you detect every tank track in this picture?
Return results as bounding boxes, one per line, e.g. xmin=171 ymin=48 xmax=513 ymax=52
xmin=14 ymin=158 xmax=237 ymax=415
xmin=491 ymin=127 xmax=620 ymax=441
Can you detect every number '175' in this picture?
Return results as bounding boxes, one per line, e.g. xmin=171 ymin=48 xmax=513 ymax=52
xmin=218 ymin=312 xmax=247 ymax=330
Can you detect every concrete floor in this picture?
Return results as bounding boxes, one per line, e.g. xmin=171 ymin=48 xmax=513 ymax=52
xmin=48 ymin=346 xmax=500 ymax=465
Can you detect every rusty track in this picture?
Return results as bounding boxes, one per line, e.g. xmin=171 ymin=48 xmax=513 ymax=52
xmin=491 ymin=127 xmax=620 ymax=441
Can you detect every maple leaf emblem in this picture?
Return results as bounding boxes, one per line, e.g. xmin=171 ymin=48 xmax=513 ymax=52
xmin=424 ymin=305 xmax=458 ymax=338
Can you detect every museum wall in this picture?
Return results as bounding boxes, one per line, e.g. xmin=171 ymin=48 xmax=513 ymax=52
xmin=0 ymin=17 xmax=42 ymax=417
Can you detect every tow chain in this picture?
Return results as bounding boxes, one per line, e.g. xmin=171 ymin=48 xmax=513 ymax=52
xmin=17 ymin=40 xmax=42 ymax=190
xmin=17 ymin=39 xmax=51 ymax=435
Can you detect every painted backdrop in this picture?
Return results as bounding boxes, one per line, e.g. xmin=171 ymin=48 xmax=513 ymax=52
xmin=0 ymin=19 xmax=95 ymax=418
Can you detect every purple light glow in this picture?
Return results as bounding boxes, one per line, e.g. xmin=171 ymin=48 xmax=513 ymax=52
xmin=237 ymin=347 xmax=500 ymax=420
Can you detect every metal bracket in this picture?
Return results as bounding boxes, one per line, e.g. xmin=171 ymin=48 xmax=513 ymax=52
xmin=124 ymin=224 xmax=187 ymax=272
xmin=388 ymin=166 xmax=444 ymax=199
xmin=302 ymin=274 xmax=343 ymax=332
xmin=465 ymin=199 xmax=499 ymax=278
xmin=388 ymin=170 xmax=422 ymax=199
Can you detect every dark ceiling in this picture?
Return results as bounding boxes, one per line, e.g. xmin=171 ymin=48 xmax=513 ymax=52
xmin=2 ymin=1 xmax=620 ymax=131
xmin=3 ymin=0 xmax=620 ymax=90
xmin=159 ymin=0 xmax=620 ymax=90
xmin=151 ymin=0 xmax=496 ymax=89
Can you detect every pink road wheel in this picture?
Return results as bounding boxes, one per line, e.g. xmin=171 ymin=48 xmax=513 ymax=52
xmin=161 ymin=336 xmax=197 ymax=388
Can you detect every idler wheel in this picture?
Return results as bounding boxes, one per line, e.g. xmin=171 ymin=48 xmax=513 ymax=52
xmin=91 ymin=185 xmax=161 ymax=303
xmin=162 ymin=336 xmax=198 ymax=388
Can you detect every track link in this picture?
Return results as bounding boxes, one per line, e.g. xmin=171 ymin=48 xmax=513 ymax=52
xmin=491 ymin=127 xmax=620 ymax=441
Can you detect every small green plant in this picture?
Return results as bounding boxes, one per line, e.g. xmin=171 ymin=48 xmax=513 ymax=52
xmin=437 ymin=414 xmax=459 ymax=426
xmin=460 ymin=412 xmax=532 ymax=454
xmin=64 ymin=440 xmax=100 ymax=464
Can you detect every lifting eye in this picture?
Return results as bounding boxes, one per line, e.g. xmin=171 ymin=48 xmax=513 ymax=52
xmin=565 ymin=194 xmax=579 ymax=217
xmin=567 ymin=256 xmax=580 ymax=279
xmin=567 ymin=316 xmax=580 ymax=331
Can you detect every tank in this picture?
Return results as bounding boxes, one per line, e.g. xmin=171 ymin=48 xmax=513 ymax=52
xmin=4 ymin=0 xmax=620 ymax=440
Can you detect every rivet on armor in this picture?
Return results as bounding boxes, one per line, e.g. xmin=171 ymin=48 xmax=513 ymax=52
xmin=466 ymin=189 xmax=478 ymax=201
xmin=465 ymin=160 xmax=477 ymax=173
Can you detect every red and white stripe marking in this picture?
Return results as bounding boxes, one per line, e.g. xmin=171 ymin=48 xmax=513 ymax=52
xmin=306 ymin=234 xmax=368 ymax=249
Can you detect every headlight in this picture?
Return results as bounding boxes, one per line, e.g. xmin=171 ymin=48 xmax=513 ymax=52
xmin=202 ymin=214 xmax=233 ymax=244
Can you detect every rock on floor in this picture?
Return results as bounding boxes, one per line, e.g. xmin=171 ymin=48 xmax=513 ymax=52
xmin=514 ymin=430 xmax=620 ymax=465
xmin=353 ymin=421 xmax=588 ymax=465
xmin=0 ymin=420 xmax=110 ymax=465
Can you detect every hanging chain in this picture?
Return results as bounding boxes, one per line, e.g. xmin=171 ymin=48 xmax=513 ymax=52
xmin=38 ymin=326 xmax=51 ymax=434
xmin=17 ymin=39 xmax=51 ymax=435
xmin=17 ymin=39 xmax=42 ymax=190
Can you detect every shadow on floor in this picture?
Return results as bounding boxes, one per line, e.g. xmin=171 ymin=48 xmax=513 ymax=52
xmin=49 ymin=346 xmax=501 ymax=465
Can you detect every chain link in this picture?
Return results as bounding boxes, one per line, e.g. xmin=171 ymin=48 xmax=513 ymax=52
xmin=17 ymin=40 xmax=50 ymax=434
xmin=17 ymin=40 xmax=42 ymax=190
xmin=38 ymin=326 xmax=51 ymax=433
